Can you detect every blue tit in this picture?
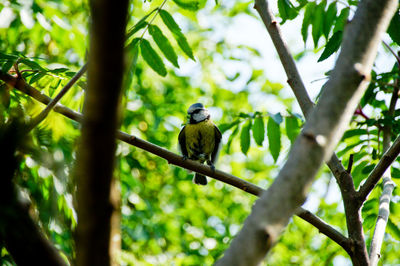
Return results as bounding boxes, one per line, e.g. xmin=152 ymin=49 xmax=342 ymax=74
xmin=178 ymin=103 xmax=222 ymax=185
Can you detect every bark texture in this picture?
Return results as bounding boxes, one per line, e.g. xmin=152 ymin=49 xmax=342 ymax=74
xmin=216 ymin=0 xmax=398 ymax=265
xmin=75 ymin=0 xmax=128 ymax=265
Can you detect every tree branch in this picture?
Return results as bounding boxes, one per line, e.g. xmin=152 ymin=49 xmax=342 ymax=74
xmin=74 ymin=0 xmax=129 ymax=265
xmin=369 ymin=78 xmax=399 ymax=265
xmin=383 ymin=41 xmax=400 ymax=66
xmin=254 ymin=0 xmax=313 ymax=119
xmin=0 ymin=71 xmax=351 ymax=253
xmin=253 ymin=0 xmax=359 ymax=232
xmin=357 ymin=134 xmax=400 ymax=203
xmin=27 ymin=63 xmax=87 ymax=131
xmin=253 ymin=0 xmax=366 ymax=263
xmin=295 ymin=208 xmax=351 ymax=254
xmin=369 ymin=176 xmax=395 ymax=265
xmin=0 ymin=72 xmax=84 ymax=123
xmin=216 ymin=0 xmax=397 ymax=265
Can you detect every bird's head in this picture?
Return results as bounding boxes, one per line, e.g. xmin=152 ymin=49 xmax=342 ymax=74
xmin=187 ymin=103 xmax=210 ymax=124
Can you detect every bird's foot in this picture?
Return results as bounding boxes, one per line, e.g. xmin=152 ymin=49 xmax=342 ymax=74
xmin=207 ymin=160 xmax=215 ymax=172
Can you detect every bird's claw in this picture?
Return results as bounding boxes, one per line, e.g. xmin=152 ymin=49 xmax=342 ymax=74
xmin=182 ymin=155 xmax=188 ymax=161
xmin=207 ymin=160 xmax=215 ymax=172
xmin=210 ymin=165 xmax=215 ymax=172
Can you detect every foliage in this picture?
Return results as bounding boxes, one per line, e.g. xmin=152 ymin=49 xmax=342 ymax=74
xmin=1 ymin=0 xmax=400 ymax=265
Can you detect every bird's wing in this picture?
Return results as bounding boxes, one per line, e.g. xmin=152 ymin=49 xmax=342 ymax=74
xmin=178 ymin=126 xmax=188 ymax=157
xmin=211 ymin=124 xmax=222 ymax=164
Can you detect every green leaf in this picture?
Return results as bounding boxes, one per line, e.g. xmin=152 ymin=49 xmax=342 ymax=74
xmin=362 ymin=198 xmax=378 ymax=214
xmin=278 ymin=0 xmax=298 ymax=24
xmin=125 ymin=38 xmax=140 ymax=89
xmin=159 ymin=9 xmax=194 ymax=60
xmin=240 ymin=119 xmax=252 ymax=155
xmin=391 ymin=167 xmax=400 ymax=179
xmin=226 ymin=124 xmax=239 ymax=154
xmin=388 ymin=10 xmax=400 ymax=45
xmin=127 ymin=38 xmax=140 ymax=51
xmin=311 ymin=0 xmax=326 ymax=48
xmin=268 ymin=117 xmax=281 ymax=162
xmin=219 ymin=119 xmax=240 ymax=134
xmin=140 ymin=39 xmax=167 ymax=77
xmin=361 ymin=164 xmax=375 ymax=175
xmin=252 ymin=116 xmax=265 ymax=146
xmin=341 ymin=128 xmax=369 ymax=140
xmin=0 ymin=52 xmax=18 ymax=61
xmin=333 ymin=7 xmax=349 ymax=33
xmin=318 ymin=30 xmax=342 ymax=62
xmin=301 ymin=2 xmax=315 ymax=43
xmin=29 ymin=72 xmax=46 ymax=84
xmin=126 ymin=9 xmax=157 ymax=39
xmin=387 ymin=218 xmax=400 ymax=241
xmin=173 ymin=0 xmax=201 ymax=11
xmin=149 ymin=25 xmax=179 ymax=68
xmin=285 ymin=116 xmax=300 ymax=143
xmin=1 ymin=59 xmax=17 ymax=72
xmin=20 ymin=58 xmax=46 ymax=72
xmin=127 ymin=21 xmax=147 ymax=40
xmin=270 ymin=112 xmax=283 ymax=124
xmin=323 ymin=2 xmax=337 ymax=38
xmin=363 ymin=213 xmax=377 ymax=230
xmin=227 ymin=72 xmax=240 ymax=82
xmin=352 ymin=161 xmax=369 ymax=189
xmin=238 ymin=112 xmax=251 ymax=118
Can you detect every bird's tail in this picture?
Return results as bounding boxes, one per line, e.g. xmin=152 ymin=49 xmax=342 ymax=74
xmin=193 ymin=173 xmax=207 ymax=185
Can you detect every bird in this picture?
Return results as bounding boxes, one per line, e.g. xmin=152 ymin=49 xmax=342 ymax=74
xmin=178 ymin=103 xmax=222 ymax=185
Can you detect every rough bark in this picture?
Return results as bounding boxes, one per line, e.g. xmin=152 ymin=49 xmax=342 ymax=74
xmin=216 ymin=0 xmax=397 ymax=265
xmin=253 ymin=0 xmax=371 ymax=261
xmin=74 ymin=0 xmax=128 ymax=265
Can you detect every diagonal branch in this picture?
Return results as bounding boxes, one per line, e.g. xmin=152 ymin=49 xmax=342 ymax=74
xmin=0 ymin=71 xmax=350 ymax=252
xmin=369 ymin=79 xmax=398 ymax=266
xmin=254 ymin=0 xmax=366 ymax=262
xmin=27 ymin=63 xmax=87 ymax=131
xmin=369 ymin=176 xmax=395 ymax=265
xmin=254 ymin=0 xmax=356 ymax=198
xmin=295 ymin=207 xmax=351 ymax=253
xmin=216 ymin=0 xmax=397 ymax=265
xmin=254 ymin=0 xmax=313 ymax=119
xmin=382 ymin=41 xmax=400 ymax=66
xmin=357 ymin=134 xmax=400 ymax=204
xmin=0 ymin=72 xmax=84 ymax=123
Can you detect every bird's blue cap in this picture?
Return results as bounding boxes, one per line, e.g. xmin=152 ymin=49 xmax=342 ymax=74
xmin=187 ymin=103 xmax=205 ymax=114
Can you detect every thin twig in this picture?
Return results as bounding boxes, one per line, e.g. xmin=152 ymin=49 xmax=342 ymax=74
xmin=357 ymin=134 xmax=400 ymax=204
xmin=296 ymin=207 xmax=351 ymax=254
xmin=0 ymin=71 xmax=350 ymax=251
xmin=382 ymin=40 xmax=400 ymax=65
xmin=27 ymin=63 xmax=88 ymax=131
xmin=139 ymin=0 xmax=168 ymax=41
xmin=369 ymin=77 xmax=399 ymax=266
xmin=369 ymin=176 xmax=395 ymax=265
xmin=346 ymin=154 xmax=354 ymax=174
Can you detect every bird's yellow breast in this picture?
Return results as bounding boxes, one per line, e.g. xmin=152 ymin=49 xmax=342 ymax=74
xmin=184 ymin=120 xmax=216 ymax=161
